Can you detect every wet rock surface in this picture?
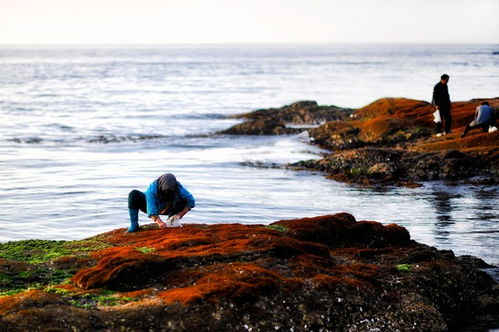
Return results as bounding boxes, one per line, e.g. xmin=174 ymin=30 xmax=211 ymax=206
xmin=293 ymin=147 xmax=489 ymax=185
xmin=1 ymin=214 xmax=498 ymax=331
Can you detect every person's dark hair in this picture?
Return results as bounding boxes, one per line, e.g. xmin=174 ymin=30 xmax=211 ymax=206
xmin=157 ymin=173 xmax=177 ymax=194
xmin=441 ymin=74 xmax=449 ymax=80
xmin=481 ymin=101 xmax=489 ymax=106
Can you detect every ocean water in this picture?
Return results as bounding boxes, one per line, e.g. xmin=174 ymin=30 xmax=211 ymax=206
xmin=0 ymin=44 xmax=498 ymax=266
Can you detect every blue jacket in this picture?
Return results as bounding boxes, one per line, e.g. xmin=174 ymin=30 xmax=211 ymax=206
xmin=145 ymin=180 xmax=195 ymax=217
xmin=472 ymin=105 xmax=495 ymax=126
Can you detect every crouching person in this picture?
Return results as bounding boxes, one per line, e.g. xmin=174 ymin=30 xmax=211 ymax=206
xmin=461 ymin=101 xmax=496 ymax=137
xmin=127 ymin=173 xmax=195 ymax=232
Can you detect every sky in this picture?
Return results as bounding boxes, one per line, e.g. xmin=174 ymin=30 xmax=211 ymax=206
xmin=0 ymin=0 xmax=498 ymax=44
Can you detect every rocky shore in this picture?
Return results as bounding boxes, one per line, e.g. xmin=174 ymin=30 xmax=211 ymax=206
xmin=1 ymin=98 xmax=498 ymax=331
xmin=221 ymin=98 xmax=499 ymax=186
xmin=1 ymin=214 xmax=498 ymax=331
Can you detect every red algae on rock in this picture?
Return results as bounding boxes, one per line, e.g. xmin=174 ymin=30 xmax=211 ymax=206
xmin=216 ymin=97 xmax=497 ymax=185
xmin=158 ymin=262 xmax=284 ymax=305
xmin=272 ymin=214 xmax=410 ymax=248
xmin=294 ymin=97 xmax=499 ymax=185
xmin=1 ymin=213 xmax=498 ymax=331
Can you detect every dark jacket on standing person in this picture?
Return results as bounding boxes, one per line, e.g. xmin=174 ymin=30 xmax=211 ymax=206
xmin=432 ymin=82 xmax=451 ymax=110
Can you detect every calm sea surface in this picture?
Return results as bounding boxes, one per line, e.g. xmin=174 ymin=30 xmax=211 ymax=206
xmin=0 ymin=44 xmax=498 ymax=265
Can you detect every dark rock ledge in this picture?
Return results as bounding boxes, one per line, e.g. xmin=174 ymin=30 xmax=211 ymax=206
xmin=219 ymin=101 xmax=354 ymax=135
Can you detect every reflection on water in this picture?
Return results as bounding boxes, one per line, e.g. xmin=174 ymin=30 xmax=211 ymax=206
xmin=419 ymin=184 xmax=498 ymax=266
xmin=473 ymin=189 xmax=498 ymax=222
xmin=431 ymin=191 xmax=455 ymax=239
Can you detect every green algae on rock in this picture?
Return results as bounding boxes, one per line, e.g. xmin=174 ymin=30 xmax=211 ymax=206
xmin=0 ymin=238 xmax=110 ymax=297
xmin=0 ymin=214 xmax=498 ymax=331
xmin=0 ymin=239 xmax=110 ymax=264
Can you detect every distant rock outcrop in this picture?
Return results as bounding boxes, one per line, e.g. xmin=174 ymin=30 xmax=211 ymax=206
xmin=220 ymin=97 xmax=498 ymax=185
xmin=219 ymin=101 xmax=354 ymax=135
xmin=0 ymin=215 xmax=498 ymax=331
xmin=294 ymin=97 xmax=499 ymax=185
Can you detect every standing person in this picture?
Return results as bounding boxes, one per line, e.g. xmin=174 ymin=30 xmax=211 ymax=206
xmin=432 ymin=74 xmax=452 ymax=136
xmin=127 ymin=173 xmax=195 ymax=232
xmin=461 ymin=101 xmax=496 ymax=137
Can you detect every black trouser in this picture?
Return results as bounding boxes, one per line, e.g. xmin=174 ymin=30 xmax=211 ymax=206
xmin=462 ymin=123 xmax=489 ymax=137
xmin=436 ymin=107 xmax=452 ymax=133
xmin=128 ymin=190 xmax=147 ymax=213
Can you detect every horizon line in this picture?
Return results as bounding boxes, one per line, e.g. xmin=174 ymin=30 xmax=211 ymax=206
xmin=1 ymin=42 xmax=498 ymax=47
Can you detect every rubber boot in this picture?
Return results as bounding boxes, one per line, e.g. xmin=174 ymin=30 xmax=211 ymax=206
xmin=127 ymin=209 xmax=139 ymax=232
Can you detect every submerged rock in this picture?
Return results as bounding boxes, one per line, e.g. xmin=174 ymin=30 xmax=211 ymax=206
xmin=0 ymin=214 xmax=497 ymax=331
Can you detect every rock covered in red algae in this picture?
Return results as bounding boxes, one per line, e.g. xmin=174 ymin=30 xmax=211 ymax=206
xmin=295 ymin=97 xmax=499 ymax=185
xmin=0 ymin=213 xmax=498 ymax=331
xmin=217 ymin=97 xmax=498 ymax=185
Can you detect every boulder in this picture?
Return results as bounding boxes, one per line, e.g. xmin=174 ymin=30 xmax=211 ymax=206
xmin=220 ymin=101 xmax=353 ymax=135
xmin=0 ymin=215 xmax=497 ymax=331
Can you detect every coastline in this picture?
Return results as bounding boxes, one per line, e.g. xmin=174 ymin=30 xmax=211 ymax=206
xmin=0 ymin=97 xmax=498 ymax=330
xmin=220 ymin=97 xmax=499 ymax=187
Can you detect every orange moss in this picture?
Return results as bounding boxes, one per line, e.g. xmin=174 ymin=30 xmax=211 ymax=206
xmin=72 ymin=222 xmax=335 ymax=290
xmin=0 ymin=290 xmax=63 ymax=315
xmin=120 ymin=288 xmax=154 ymax=299
xmin=288 ymin=254 xmax=334 ymax=277
xmin=357 ymin=117 xmax=413 ymax=142
xmin=333 ymin=263 xmax=379 ymax=280
xmin=62 ymin=215 xmax=437 ymax=314
xmin=273 ymin=214 xmax=410 ymax=248
xmin=273 ymin=213 xmax=356 ymax=240
xmin=313 ymin=97 xmax=497 ymax=152
xmin=0 ymin=215 xmax=495 ymax=331
xmin=158 ymin=263 xmax=282 ymax=304
xmin=75 ymin=216 xmax=401 ymax=299
xmin=415 ymin=131 xmax=499 ymax=154
xmin=351 ymin=98 xmax=495 ymax=143
xmin=354 ymin=98 xmax=432 ymax=121
xmin=72 ymin=248 xmax=166 ymax=289
xmin=160 ymin=268 xmax=205 ymax=290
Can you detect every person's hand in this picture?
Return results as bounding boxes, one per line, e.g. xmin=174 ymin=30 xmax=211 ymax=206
xmin=152 ymin=216 xmax=167 ymax=229
xmin=157 ymin=220 xmax=168 ymax=229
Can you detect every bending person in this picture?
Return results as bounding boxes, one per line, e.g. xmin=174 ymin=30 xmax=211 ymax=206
xmin=127 ymin=173 xmax=195 ymax=232
xmin=461 ymin=101 xmax=496 ymax=137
